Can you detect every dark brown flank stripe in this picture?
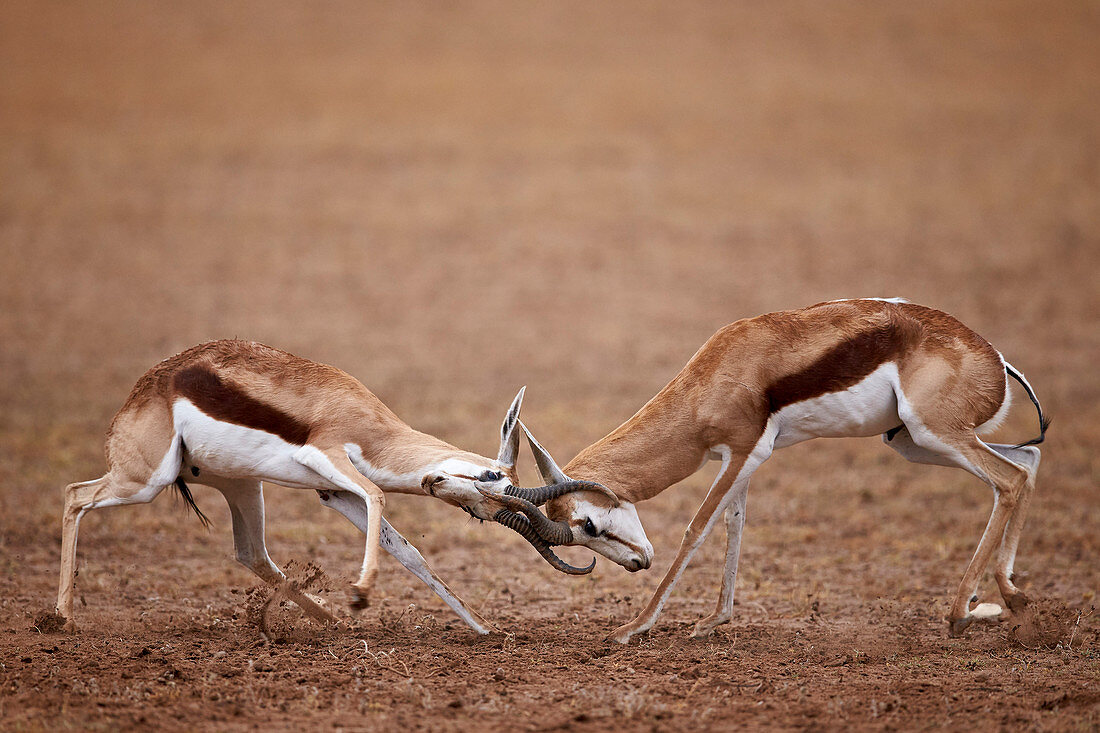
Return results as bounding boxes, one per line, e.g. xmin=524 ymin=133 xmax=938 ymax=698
xmin=764 ymin=324 xmax=914 ymax=414
xmin=172 ymin=365 xmax=311 ymax=445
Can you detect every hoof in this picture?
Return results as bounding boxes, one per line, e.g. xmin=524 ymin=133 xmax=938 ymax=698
xmin=348 ymin=587 xmax=370 ymax=612
xmin=606 ymin=623 xmax=639 ymax=645
xmin=948 ymin=615 xmax=974 ymax=637
xmin=690 ymin=615 xmax=728 ymax=639
xmin=1006 ymin=592 xmax=1030 ymax=613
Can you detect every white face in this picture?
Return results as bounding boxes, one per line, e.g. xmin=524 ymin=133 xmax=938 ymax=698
xmin=561 ymin=496 xmax=653 ymax=572
xmin=422 ymin=458 xmax=513 ymax=521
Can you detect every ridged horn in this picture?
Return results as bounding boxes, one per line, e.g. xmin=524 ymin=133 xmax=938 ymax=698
xmin=493 ymin=510 xmax=595 ymax=575
xmin=503 ymin=479 xmax=618 ymax=507
xmin=493 ymin=492 xmax=575 ymax=545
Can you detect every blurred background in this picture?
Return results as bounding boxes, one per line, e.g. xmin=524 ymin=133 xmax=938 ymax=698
xmin=0 ymin=1 xmax=1097 ymax=727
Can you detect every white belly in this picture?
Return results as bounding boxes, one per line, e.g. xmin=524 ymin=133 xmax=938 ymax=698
xmin=172 ymin=399 xmax=322 ymax=489
xmin=772 ymin=362 xmax=901 ymax=449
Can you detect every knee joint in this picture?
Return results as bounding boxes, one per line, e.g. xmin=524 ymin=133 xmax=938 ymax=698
xmin=996 ymin=485 xmax=1021 ymax=510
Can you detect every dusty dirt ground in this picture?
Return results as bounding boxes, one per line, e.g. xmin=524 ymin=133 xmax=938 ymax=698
xmin=2 ymin=1 xmax=1098 ymax=730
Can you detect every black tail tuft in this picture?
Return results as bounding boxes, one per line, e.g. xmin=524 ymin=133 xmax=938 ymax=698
xmin=1005 ymin=363 xmax=1050 ymax=448
xmin=174 ymin=477 xmax=212 ymax=529
xmin=1012 ymin=415 xmax=1051 ymax=449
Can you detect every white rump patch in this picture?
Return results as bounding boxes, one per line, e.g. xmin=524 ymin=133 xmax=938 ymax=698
xmin=976 ymin=355 xmax=1012 ymax=435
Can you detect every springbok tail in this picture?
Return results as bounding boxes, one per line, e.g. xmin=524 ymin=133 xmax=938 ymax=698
xmin=174 ymin=438 xmax=211 ymax=527
xmin=173 ymin=477 xmax=211 ymax=528
xmin=1004 ymin=362 xmax=1050 ymax=448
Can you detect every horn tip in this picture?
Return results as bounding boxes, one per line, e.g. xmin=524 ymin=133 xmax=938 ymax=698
xmin=564 ymin=556 xmax=597 ymax=575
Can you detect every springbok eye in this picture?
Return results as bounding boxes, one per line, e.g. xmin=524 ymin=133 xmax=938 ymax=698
xmin=583 ymin=518 xmax=599 ymax=537
xmin=480 ymin=471 xmax=502 ymax=482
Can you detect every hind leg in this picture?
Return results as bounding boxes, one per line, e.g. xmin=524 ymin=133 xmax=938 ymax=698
xmin=886 ymin=425 xmax=1029 ymax=635
xmin=986 ymin=443 xmax=1040 ymax=612
xmin=57 ymin=473 xmax=167 ymax=627
xmin=60 ymin=398 xmax=186 ymax=627
xmin=213 ymin=479 xmax=336 ymax=625
xmin=885 ymin=430 xmax=1039 ymax=617
xmin=943 ymin=440 xmax=1028 ymax=635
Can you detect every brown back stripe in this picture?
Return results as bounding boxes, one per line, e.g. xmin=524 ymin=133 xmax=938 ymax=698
xmin=765 ymin=324 xmax=911 ymax=414
xmin=172 ymin=365 xmax=311 ymax=445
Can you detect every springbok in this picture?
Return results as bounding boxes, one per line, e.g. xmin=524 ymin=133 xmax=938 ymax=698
xmin=56 ymin=339 xmax=608 ymax=633
xmin=447 ymin=299 xmax=1049 ymax=643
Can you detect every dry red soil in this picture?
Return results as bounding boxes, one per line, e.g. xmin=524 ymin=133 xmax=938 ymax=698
xmin=1 ymin=2 xmax=1097 ymax=730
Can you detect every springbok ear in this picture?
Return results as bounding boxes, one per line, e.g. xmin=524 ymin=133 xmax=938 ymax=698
xmin=497 ymin=386 xmax=525 ymax=468
xmin=520 ymin=421 xmax=570 ymax=485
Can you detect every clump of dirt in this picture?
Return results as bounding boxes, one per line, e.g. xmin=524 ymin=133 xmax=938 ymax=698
xmin=243 ymin=586 xmax=274 ymax=632
xmin=285 ymin=559 xmax=336 ymax=597
xmin=31 ymin=610 xmax=67 ymax=634
xmin=243 ymin=560 xmax=337 ymax=638
xmin=1008 ymin=597 xmax=1085 ymax=649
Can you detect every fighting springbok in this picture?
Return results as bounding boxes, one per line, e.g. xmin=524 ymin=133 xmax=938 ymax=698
xmin=444 ymin=299 xmax=1048 ymax=643
xmin=56 ymin=339 xmax=608 ymax=633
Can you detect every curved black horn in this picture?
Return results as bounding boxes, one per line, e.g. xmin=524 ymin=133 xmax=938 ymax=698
xmin=493 ymin=492 xmax=577 ymax=545
xmin=504 ymin=479 xmax=619 ymax=507
xmin=494 ymin=510 xmax=595 ymax=575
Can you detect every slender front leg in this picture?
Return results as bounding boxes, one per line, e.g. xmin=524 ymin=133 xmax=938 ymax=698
xmin=691 ymin=485 xmax=748 ymax=638
xmin=293 ymin=445 xmax=385 ymax=610
xmin=318 ymin=490 xmax=495 ymax=634
xmin=608 ymin=429 xmax=775 ymax=645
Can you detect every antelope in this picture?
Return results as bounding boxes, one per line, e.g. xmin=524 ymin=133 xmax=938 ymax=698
xmin=56 ymin=339 xmax=609 ymax=633
xmin=450 ymin=299 xmax=1049 ymax=644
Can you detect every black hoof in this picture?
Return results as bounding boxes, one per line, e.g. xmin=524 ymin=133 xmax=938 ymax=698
xmin=948 ymin=616 xmax=973 ymax=638
xmin=349 ymin=588 xmax=370 ymax=612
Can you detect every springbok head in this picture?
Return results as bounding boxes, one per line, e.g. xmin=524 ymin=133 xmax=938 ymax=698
xmin=422 ymin=388 xmax=623 ymax=575
xmin=486 ymin=422 xmax=654 ymax=573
